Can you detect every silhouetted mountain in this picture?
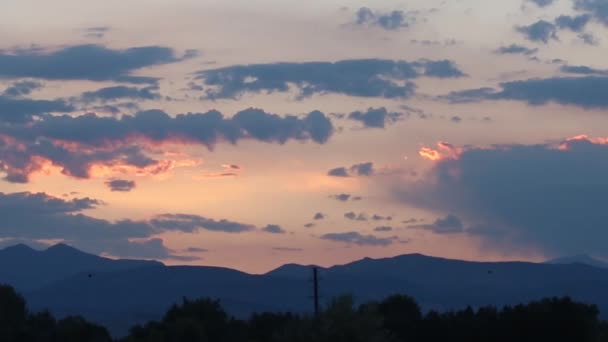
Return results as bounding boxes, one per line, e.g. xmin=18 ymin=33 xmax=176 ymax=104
xmin=0 ymin=243 xmax=162 ymax=292
xmin=266 ymin=263 xmax=324 ymax=278
xmin=2 ymin=245 xmax=608 ymax=337
xmin=546 ymin=254 xmax=608 ymax=269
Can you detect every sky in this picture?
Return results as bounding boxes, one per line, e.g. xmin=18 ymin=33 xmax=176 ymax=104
xmin=1 ymin=0 xmax=607 ymax=273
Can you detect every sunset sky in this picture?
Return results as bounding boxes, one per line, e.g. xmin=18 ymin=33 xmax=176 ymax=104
xmin=1 ymin=0 xmax=607 ymax=273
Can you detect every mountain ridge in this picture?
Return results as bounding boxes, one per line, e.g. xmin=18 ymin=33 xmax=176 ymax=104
xmin=2 ymin=244 xmax=608 ymax=337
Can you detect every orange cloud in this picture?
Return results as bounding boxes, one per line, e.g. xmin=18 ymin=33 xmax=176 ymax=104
xmin=559 ymin=135 xmax=608 ymax=150
xmin=419 ymin=141 xmax=463 ymax=161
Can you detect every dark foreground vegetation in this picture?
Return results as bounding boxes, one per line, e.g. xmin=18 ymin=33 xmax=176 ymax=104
xmin=1 ymin=284 xmax=608 ymax=342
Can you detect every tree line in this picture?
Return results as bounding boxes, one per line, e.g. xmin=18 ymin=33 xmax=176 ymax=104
xmin=1 ymin=283 xmax=607 ymax=341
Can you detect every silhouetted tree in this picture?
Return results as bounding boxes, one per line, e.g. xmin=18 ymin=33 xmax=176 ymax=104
xmin=0 ymin=284 xmax=27 ymax=340
xmin=375 ymin=294 xmax=422 ymax=341
xmin=54 ymin=316 xmax=112 ymax=342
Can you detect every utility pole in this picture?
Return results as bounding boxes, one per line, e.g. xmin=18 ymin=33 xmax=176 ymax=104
xmin=313 ymin=266 xmax=320 ymax=317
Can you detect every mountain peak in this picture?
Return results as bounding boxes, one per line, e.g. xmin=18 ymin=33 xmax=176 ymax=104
xmin=1 ymin=243 xmax=37 ymax=254
xmin=546 ymin=254 xmax=608 ymax=269
xmin=44 ymin=243 xmax=90 ymax=256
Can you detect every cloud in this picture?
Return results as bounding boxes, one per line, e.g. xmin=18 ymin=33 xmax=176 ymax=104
xmin=355 ymin=7 xmax=411 ymax=31
xmin=314 ymin=212 xmax=326 ymax=220
xmin=151 ymin=214 xmax=255 ymax=233
xmin=185 ymin=247 xmax=208 ymax=253
xmin=348 ymin=107 xmax=404 ymax=128
xmin=528 ymin=0 xmax=556 ymax=7
xmin=578 ymin=32 xmax=599 ymax=45
xmin=0 ymin=191 xmax=255 ymax=259
xmin=494 ymin=44 xmax=538 ymax=55
xmin=102 ymin=238 xmax=199 ymax=261
xmin=0 ymin=108 xmax=334 ymax=183
xmin=327 ymin=167 xmax=350 ymax=177
xmin=83 ymin=27 xmax=110 ymax=39
xmin=263 ymin=224 xmax=287 ymax=234
xmin=304 ymin=223 xmax=316 ymax=228
xmin=372 ymin=214 xmax=392 ymax=221
xmin=0 ymin=95 xmax=73 ymax=123
xmin=221 ymin=164 xmax=241 ymax=170
xmin=393 ymin=135 xmax=608 ymax=257
xmin=331 ymin=193 xmax=352 ymax=202
xmin=351 ymin=162 xmax=374 ymax=176
xmin=344 ymin=212 xmax=368 ymax=221
xmin=573 ymin=0 xmax=608 ymax=26
xmin=79 ymin=85 xmax=161 ymax=103
xmin=560 ymin=65 xmax=608 ymax=76
xmin=444 ymin=76 xmax=608 ymax=109
xmin=450 ymin=116 xmax=462 ymax=123
xmin=0 ymin=44 xmax=190 ymax=84
xmin=517 ymin=20 xmax=558 ymax=43
xmin=374 ymin=226 xmax=393 ymax=232
xmin=105 ymin=179 xmax=136 ymax=192
xmin=327 ymin=162 xmax=375 ymax=178
xmin=193 ymin=59 xmax=464 ymax=100
xmin=320 ymin=231 xmax=394 ymax=246
xmin=329 ymin=193 xmax=362 ymax=202
xmin=555 ymin=14 xmax=591 ymax=32
xmin=2 ymin=80 xmax=44 ymax=97
xmin=408 ymin=214 xmax=465 ymax=234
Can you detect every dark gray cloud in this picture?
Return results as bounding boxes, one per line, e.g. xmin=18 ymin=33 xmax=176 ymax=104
xmin=101 ymin=238 xmax=199 ymax=261
xmin=79 ymin=85 xmax=161 ymax=103
xmin=555 ymin=14 xmax=592 ymax=32
xmin=374 ymin=226 xmax=393 ymax=232
xmin=494 ymin=44 xmax=538 ymax=55
xmin=0 ymin=108 xmax=334 ymax=182
xmin=355 ymin=7 xmax=410 ymax=30
xmin=0 ymin=191 xmax=256 ymax=259
xmin=445 ymin=76 xmax=608 ymax=109
xmin=344 ymin=212 xmax=368 ymax=221
xmin=574 ymin=0 xmax=608 ymax=25
xmin=313 ymin=212 xmax=326 ymax=220
xmin=193 ymin=59 xmax=464 ymax=100
xmin=528 ymin=0 xmax=556 ymax=7
xmin=0 ymin=95 xmax=73 ymax=123
xmin=517 ymin=20 xmax=558 ymax=43
xmin=578 ymin=32 xmax=599 ymax=45
xmin=327 ymin=162 xmax=375 ymax=178
xmin=352 ymin=162 xmax=374 ymax=176
xmin=408 ymin=214 xmax=465 ymax=234
xmin=348 ymin=107 xmax=403 ymax=128
xmin=329 ymin=193 xmax=362 ymax=202
xmin=320 ymin=231 xmax=394 ymax=246
xmin=560 ymin=65 xmax=608 ymax=76
xmin=331 ymin=193 xmax=352 ymax=202
xmin=372 ymin=214 xmax=392 ymax=221
xmin=0 ymin=44 xmax=190 ymax=84
xmin=151 ymin=214 xmax=255 ymax=233
xmin=304 ymin=223 xmax=316 ymax=228
xmin=263 ymin=224 xmax=287 ymax=234
xmin=105 ymin=179 xmax=136 ymax=192
xmin=2 ymin=80 xmax=43 ymax=97
xmin=394 ymin=136 xmax=608 ymax=257
xmin=327 ymin=167 xmax=349 ymax=177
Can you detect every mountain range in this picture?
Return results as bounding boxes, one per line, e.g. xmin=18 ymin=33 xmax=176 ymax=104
xmin=2 ymin=244 xmax=608 ymax=337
